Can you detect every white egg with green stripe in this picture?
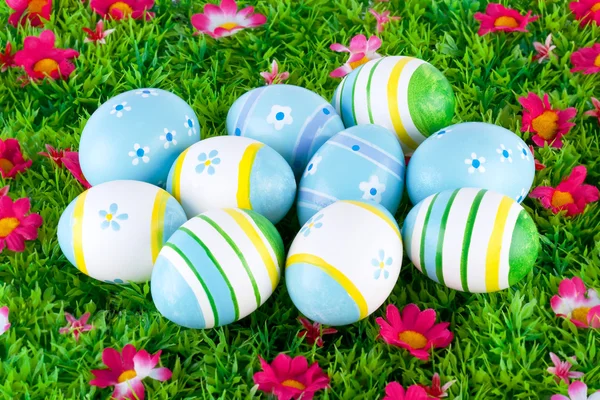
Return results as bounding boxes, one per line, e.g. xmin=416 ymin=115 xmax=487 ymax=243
xmin=401 ymin=188 xmax=540 ymax=293
xmin=57 ymin=180 xmax=188 ymax=284
xmin=166 ymin=136 xmax=296 ymax=224
xmin=332 ymin=56 xmax=455 ymax=154
xmin=151 ymin=208 xmax=284 ymax=329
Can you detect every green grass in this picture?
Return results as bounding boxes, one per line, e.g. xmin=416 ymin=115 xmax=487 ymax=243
xmin=1 ymin=0 xmax=600 ymax=398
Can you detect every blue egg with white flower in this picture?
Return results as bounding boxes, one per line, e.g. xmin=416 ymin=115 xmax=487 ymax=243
xmin=226 ymin=84 xmax=345 ymax=177
xmin=297 ymin=124 xmax=405 ymax=226
xmin=79 ymin=88 xmax=201 ymax=187
xmin=406 ymin=122 xmax=535 ymax=205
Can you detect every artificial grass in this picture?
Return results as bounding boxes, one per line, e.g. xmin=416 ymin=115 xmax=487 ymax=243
xmin=1 ymin=0 xmax=600 ymax=398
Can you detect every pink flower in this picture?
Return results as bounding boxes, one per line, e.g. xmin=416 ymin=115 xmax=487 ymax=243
xmin=584 ymin=97 xmax=600 ymax=125
xmin=569 ymin=0 xmax=600 ymax=26
xmin=14 ymin=30 xmax=79 ymax=81
xmin=0 ymin=186 xmax=9 ymax=198
xmin=39 ymin=144 xmax=69 ymax=168
xmin=383 ymin=382 xmax=429 ymax=400
xmin=90 ymin=0 xmax=154 ymax=20
xmin=90 ymin=344 xmax=172 ymax=400
xmin=529 ymin=166 xmax=599 ymax=217
xmin=6 ymin=0 xmax=52 ymax=27
xmin=0 ymin=138 xmax=32 ymax=179
xmin=83 ymin=20 xmax=116 ymax=44
xmin=533 ymin=34 xmax=556 ymax=63
xmin=518 ymin=92 xmax=576 ymax=149
xmin=552 ymin=381 xmax=600 ymax=400
xmin=474 ymin=3 xmax=538 ymax=36
xmin=1 ymin=42 xmax=16 ymax=73
xmin=59 ymin=312 xmax=93 ymax=341
xmin=297 ymin=317 xmax=337 ymax=348
xmin=550 ymin=277 xmax=600 ymax=328
xmin=191 ymin=0 xmax=267 ymax=39
xmin=0 ymin=196 xmax=43 ymax=253
xmin=260 ymin=59 xmax=290 ymax=85
xmin=329 ymin=34 xmax=382 ymax=78
xmin=571 ymin=44 xmax=600 ymax=74
xmin=62 ymin=151 xmax=92 ymax=189
xmin=547 ymin=353 xmax=584 ymax=385
xmin=375 ymin=304 xmax=454 ymax=361
xmin=369 ymin=8 xmax=401 ymax=33
xmin=422 ymin=373 xmax=456 ymax=398
xmin=253 ymin=354 xmax=330 ymax=400
xmin=529 ymin=145 xmax=546 ymax=171
xmin=0 ymin=306 xmax=10 ymax=336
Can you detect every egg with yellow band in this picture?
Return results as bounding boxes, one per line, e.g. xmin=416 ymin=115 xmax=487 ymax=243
xmin=166 ymin=136 xmax=296 ymax=224
xmin=57 ymin=180 xmax=188 ymax=284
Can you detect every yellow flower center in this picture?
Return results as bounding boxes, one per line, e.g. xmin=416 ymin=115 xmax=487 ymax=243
xmin=551 ymin=191 xmax=574 ymax=208
xmin=106 ymin=214 xmax=113 ymax=221
xmin=117 ymin=370 xmax=137 ymax=383
xmin=572 ymin=307 xmax=591 ymax=325
xmin=308 ymin=222 xmax=314 ymax=228
xmin=109 ymin=1 xmax=133 ymax=17
xmin=349 ymin=56 xmax=370 ymax=70
xmin=0 ymin=217 xmax=20 ymax=238
xmin=531 ymin=110 xmax=559 ymax=140
xmin=494 ymin=16 xmax=519 ymax=28
xmin=204 ymin=160 xmax=211 ymax=166
xmin=379 ymin=261 xmax=384 ymax=269
xmin=398 ymin=330 xmax=428 ymax=349
xmin=33 ymin=58 xmax=59 ymax=75
xmin=281 ymin=379 xmax=306 ymax=390
xmin=0 ymin=158 xmax=15 ymax=175
xmin=219 ymin=22 xmax=238 ymax=30
xmin=592 ymin=3 xmax=600 ymax=12
xmin=595 ymin=54 xmax=600 ymax=67
xmin=27 ymin=0 xmax=47 ymax=13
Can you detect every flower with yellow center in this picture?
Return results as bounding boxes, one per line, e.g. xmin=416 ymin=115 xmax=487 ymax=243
xmin=27 ymin=0 xmax=47 ymax=13
xmin=281 ymin=379 xmax=306 ymax=390
xmin=531 ymin=110 xmax=559 ymax=140
xmin=571 ymin=307 xmax=591 ymax=325
xmin=398 ymin=330 xmax=428 ymax=349
xmin=117 ymin=369 xmax=137 ymax=383
xmin=219 ymin=22 xmax=239 ymax=31
xmin=33 ymin=58 xmax=59 ymax=75
xmin=204 ymin=160 xmax=211 ymax=166
xmin=551 ymin=191 xmax=574 ymax=208
xmin=494 ymin=16 xmax=519 ymax=28
xmin=109 ymin=1 xmax=133 ymax=17
xmin=105 ymin=214 xmax=113 ymax=222
xmin=0 ymin=159 xmax=14 ymax=175
xmin=0 ymin=217 xmax=20 ymax=238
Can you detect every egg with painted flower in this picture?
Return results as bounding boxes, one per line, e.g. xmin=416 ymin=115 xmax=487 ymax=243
xmin=286 ymin=200 xmax=403 ymax=326
xmin=57 ymin=180 xmax=188 ymax=284
xmin=79 ymin=88 xmax=200 ymax=187
xmin=226 ymin=84 xmax=345 ymax=176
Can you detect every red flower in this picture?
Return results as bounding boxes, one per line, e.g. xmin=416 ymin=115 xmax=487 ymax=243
xmin=6 ymin=0 xmax=52 ymax=27
xmin=533 ymin=34 xmax=556 ymax=63
xmin=519 ymin=92 xmax=576 ymax=149
xmin=39 ymin=144 xmax=68 ymax=168
xmin=528 ymin=145 xmax=546 ymax=171
xmin=529 ymin=166 xmax=599 ymax=216
xmin=82 ymin=20 xmax=116 ymax=44
xmin=569 ymin=0 xmax=600 ymax=26
xmin=90 ymin=0 xmax=154 ymax=20
xmin=383 ymin=382 xmax=429 ymax=400
xmin=584 ymin=97 xmax=600 ymax=125
xmin=547 ymin=353 xmax=584 ymax=385
xmin=0 ymin=196 xmax=43 ymax=253
xmin=570 ymin=43 xmax=600 ymax=74
xmin=62 ymin=151 xmax=92 ymax=189
xmin=422 ymin=373 xmax=456 ymax=398
xmin=375 ymin=304 xmax=453 ymax=361
xmin=191 ymin=0 xmax=267 ymax=39
xmin=14 ymin=30 xmax=79 ymax=81
xmin=474 ymin=3 xmax=538 ymax=36
xmin=253 ymin=354 xmax=330 ymax=400
xmin=0 ymin=138 xmax=32 ymax=179
xmin=90 ymin=344 xmax=172 ymax=400
xmin=297 ymin=317 xmax=337 ymax=348
xmin=0 ymin=42 xmax=16 ymax=73
xmin=260 ymin=59 xmax=290 ymax=85
xmin=59 ymin=312 xmax=93 ymax=341
xmin=0 ymin=186 xmax=9 ymax=198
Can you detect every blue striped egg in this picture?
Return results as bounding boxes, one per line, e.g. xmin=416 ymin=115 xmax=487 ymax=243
xmin=80 ymin=88 xmax=200 ymax=187
xmin=151 ymin=208 xmax=284 ymax=329
xmin=286 ymin=200 xmax=403 ymax=326
xmin=166 ymin=136 xmax=296 ymax=224
xmin=401 ymin=188 xmax=540 ymax=293
xmin=406 ymin=122 xmax=535 ymax=205
xmin=297 ymin=124 xmax=405 ymax=226
xmin=226 ymin=85 xmax=345 ymax=176
xmin=57 ymin=180 xmax=188 ymax=284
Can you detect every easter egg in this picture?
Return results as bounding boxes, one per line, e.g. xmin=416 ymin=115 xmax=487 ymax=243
xmin=332 ymin=56 xmax=455 ymax=154
xmin=57 ymin=180 xmax=188 ymax=284
xmin=151 ymin=208 xmax=284 ymax=329
xmin=166 ymin=136 xmax=296 ymax=224
xmin=286 ymin=200 xmax=403 ymax=326
xmin=401 ymin=188 xmax=540 ymax=293
xmin=80 ymin=88 xmax=200 ymax=187
xmin=226 ymin=84 xmax=345 ymax=176
xmin=297 ymin=124 xmax=405 ymax=226
xmin=406 ymin=122 xmax=535 ymax=205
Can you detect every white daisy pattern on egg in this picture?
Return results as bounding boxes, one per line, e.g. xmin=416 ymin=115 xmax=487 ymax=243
xmin=496 ymin=144 xmax=513 ymax=163
xmin=184 ymin=115 xmax=197 ymax=136
xmin=135 ymin=89 xmax=158 ymax=98
xmin=517 ymin=143 xmax=530 ymax=161
xmin=160 ymin=129 xmax=177 ymax=149
xmin=110 ymin=102 xmax=131 ymax=118
xmin=465 ymin=153 xmax=486 ymax=174
xmin=304 ymin=155 xmax=322 ymax=177
xmin=266 ymin=105 xmax=293 ymax=130
xmin=359 ymin=175 xmax=386 ymax=203
xmin=128 ymin=143 xmax=150 ymax=165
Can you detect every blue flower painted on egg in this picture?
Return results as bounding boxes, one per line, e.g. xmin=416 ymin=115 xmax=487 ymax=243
xmin=266 ymin=105 xmax=293 ymax=130
xmin=372 ymin=249 xmax=393 ymax=280
xmin=184 ymin=115 xmax=197 ymax=136
xmin=496 ymin=144 xmax=513 ymax=163
xmin=160 ymin=129 xmax=177 ymax=149
xmin=196 ymin=150 xmax=221 ymax=175
xmin=135 ymin=89 xmax=158 ymax=98
xmin=128 ymin=144 xmax=150 ymax=165
xmin=110 ymin=102 xmax=131 ymax=118
xmin=517 ymin=143 xmax=530 ymax=161
xmin=300 ymin=214 xmax=323 ymax=237
xmin=464 ymin=153 xmax=486 ymax=174
xmin=304 ymin=155 xmax=322 ymax=177
xmin=359 ymin=175 xmax=386 ymax=203
xmin=99 ymin=203 xmax=128 ymax=231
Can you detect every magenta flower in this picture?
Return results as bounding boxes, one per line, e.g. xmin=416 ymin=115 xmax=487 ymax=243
xmin=191 ymin=0 xmax=267 ymax=39
xmin=547 ymin=353 xmax=584 ymax=385
xmin=369 ymin=8 xmax=401 ymax=33
xmin=90 ymin=0 xmax=154 ymax=20
xmin=0 ymin=186 xmax=9 ymax=198
xmin=474 ymin=3 xmax=538 ymax=36
xmin=383 ymin=381 xmax=429 ymax=400
xmin=83 ymin=20 xmax=116 ymax=44
xmin=570 ymin=44 xmax=600 ymax=75
xmin=533 ymin=34 xmax=556 ymax=63
xmin=422 ymin=373 xmax=456 ymax=398
xmin=260 ymin=59 xmax=290 ymax=85
xmin=0 ymin=306 xmax=10 ymax=336
xmin=297 ymin=317 xmax=337 ymax=348
xmin=329 ymin=34 xmax=381 ymax=78
xmin=550 ymin=277 xmax=600 ymax=328
xmin=584 ymin=97 xmax=600 ymax=125
xmin=59 ymin=312 xmax=93 ymax=341
xmin=0 ymin=42 xmax=16 ymax=73
xmin=552 ymin=381 xmax=600 ymax=400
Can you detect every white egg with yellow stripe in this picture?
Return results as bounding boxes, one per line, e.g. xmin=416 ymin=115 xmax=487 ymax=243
xmin=286 ymin=200 xmax=403 ymax=326
xmin=151 ymin=208 xmax=284 ymax=329
xmin=57 ymin=180 xmax=188 ymax=284
xmin=166 ymin=136 xmax=296 ymax=223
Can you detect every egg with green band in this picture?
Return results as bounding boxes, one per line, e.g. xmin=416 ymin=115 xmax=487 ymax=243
xmin=401 ymin=188 xmax=540 ymax=293
xmin=166 ymin=136 xmax=296 ymax=224
xmin=151 ymin=208 xmax=284 ymax=329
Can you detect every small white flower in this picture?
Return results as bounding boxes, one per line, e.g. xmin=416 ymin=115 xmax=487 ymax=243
xmin=266 ymin=105 xmax=293 ymax=130
xmin=496 ymin=144 xmax=513 ymax=163
xmin=517 ymin=143 xmax=530 ymax=161
xmin=464 ymin=153 xmax=486 ymax=174
xmin=359 ymin=175 xmax=386 ymax=203
xmin=110 ymin=102 xmax=131 ymax=118
xmin=516 ymin=188 xmax=526 ymax=203
xmin=128 ymin=143 xmax=150 ymax=165
xmin=160 ymin=128 xmax=177 ymax=149
xmin=304 ymin=155 xmax=322 ymax=177
xmin=135 ymin=89 xmax=158 ymax=98
xmin=184 ymin=115 xmax=197 ymax=136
